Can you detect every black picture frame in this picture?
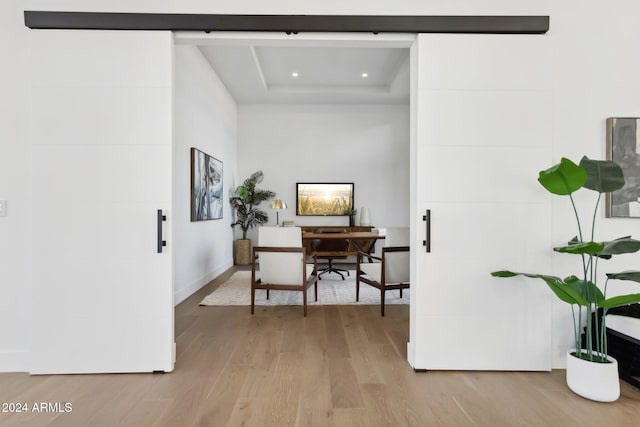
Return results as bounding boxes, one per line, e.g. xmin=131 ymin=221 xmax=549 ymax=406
xmin=191 ymin=147 xmax=223 ymax=221
xmin=606 ymin=118 xmax=640 ymax=218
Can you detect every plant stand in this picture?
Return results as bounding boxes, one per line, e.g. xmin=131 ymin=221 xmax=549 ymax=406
xmin=566 ymin=349 xmax=620 ymax=402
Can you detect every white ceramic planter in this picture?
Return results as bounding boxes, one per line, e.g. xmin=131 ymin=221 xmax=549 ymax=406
xmin=359 ymin=207 xmax=370 ymax=227
xmin=566 ymin=349 xmax=620 ymax=402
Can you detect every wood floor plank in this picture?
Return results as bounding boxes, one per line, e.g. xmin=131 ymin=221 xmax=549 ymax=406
xmin=328 ymin=358 xmax=365 ymax=409
xmin=360 ymin=383 xmax=428 ymax=427
xmin=296 ymin=407 xmax=334 ymax=427
xmin=539 ymin=386 xmax=638 ymax=427
xmin=340 ymin=306 xmax=386 ymax=384
xmin=324 ymin=306 xmax=351 ymax=359
xmin=463 ymin=371 xmax=581 ymax=427
xmin=225 ymin=397 xmax=266 ymax=427
xmin=303 ymin=307 xmax=327 ymax=339
xmin=447 ymin=387 xmax=513 ymax=427
xmin=370 ymin=342 xmax=414 ymax=386
xmin=280 ymin=313 xmax=305 ymax=353
xmin=361 ymin=345 xmax=452 ymax=426
xmin=259 ymin=393 xmax=299 ymax=427
xmin=298 ymin=338 xmax=333 ymax=426
xmin=114 ymin=396 xmax=173 ymax=427
xmin=272 ymin=352 xmax=304 ymax=402
xmin=412 ymin=371 xmax=479 ymax=427
xmin=191 ymin=364 xmax=249 ymax=426
xmin=332 ymin=408 xmax=376 ymax=427
xmin=356 ymin=305 xmax=396 ymax=345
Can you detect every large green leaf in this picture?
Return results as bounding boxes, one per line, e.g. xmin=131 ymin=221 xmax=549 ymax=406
xmin=565 ymin=275 xmax=604 ymax=304
xmin=579 ymin=156 xmax=625 ymax=193
xmin=539 ymin=275 xmax=589 ymax=306
xmin=606 ymin=271 xmax=640 ymax=283
xmin=554 ymin=241 xmax=604 ymax=255
xmin=600 ymin=294 xmax=640 ymax=309
xmin=599 ymin=237 xmax=640 ymax=256
xmin=491 ymin=271 xmax=588 ymax=305
xmin=491 ymin=270 xmax=539 ymax=279
xmin=538 ymin=158 xmax=587 ymax=196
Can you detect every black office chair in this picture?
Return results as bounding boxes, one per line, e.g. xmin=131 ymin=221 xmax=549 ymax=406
xmin=313 ymin=229 xmax=350 ymax=280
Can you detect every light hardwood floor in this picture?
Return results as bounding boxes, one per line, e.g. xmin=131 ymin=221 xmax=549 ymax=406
xmin=2 ymin=267 xmax=640 ymax=426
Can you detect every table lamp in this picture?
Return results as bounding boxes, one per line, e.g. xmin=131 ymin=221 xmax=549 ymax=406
xmin=270 ymin=199 xmax=287 ymax=226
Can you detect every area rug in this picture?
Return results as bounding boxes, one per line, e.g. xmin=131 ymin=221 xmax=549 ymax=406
xmin=199 ymin=270 xmax=409 ymax=306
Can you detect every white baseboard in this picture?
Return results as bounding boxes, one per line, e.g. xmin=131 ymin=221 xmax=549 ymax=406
xmin=174 ymin=261 xmax=234 ymax=305
xmin=0 ymin=350 xmax=29 ymax=373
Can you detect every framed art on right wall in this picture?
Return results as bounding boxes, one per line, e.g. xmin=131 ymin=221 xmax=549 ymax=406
xmin=607 ymin=117 xmax=640 ymax=217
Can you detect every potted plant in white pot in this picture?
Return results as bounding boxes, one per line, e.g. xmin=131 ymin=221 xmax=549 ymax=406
xmin=492 ymin=156 xmax=640 ymax=402
xmin=230 ymin=171 xmax=275 ymax=265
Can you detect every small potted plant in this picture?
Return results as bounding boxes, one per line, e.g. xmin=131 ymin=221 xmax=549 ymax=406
xmin=230 ymin=171 xmax=275 ymax=265
xmin=343 ymin=207 xmax=358 ymax=227
xmin=491 ymin=156 xmax=640 ymax=402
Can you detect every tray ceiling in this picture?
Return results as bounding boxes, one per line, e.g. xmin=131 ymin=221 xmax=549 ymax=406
xmin=198 ymin=45 xmax=410 ymax=104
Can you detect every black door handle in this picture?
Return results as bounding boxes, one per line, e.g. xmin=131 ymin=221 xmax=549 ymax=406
xmin=422 ymin=209 xmax=431 ymax=253
xmin=157 ymin=209 xmax=167 ymax=253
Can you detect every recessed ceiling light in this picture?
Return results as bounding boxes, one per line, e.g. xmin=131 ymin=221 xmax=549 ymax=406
xmin=291 ymin=72 xmax=299 ymax=77
xmin=361 ymin=72 xmax=368 ymax=78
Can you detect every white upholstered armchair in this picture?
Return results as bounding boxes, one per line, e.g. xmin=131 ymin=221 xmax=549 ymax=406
xmin=251 ymin=226 xmax=318 ymax=316
xmin=356 ymin=227 xmax=409 ymax=316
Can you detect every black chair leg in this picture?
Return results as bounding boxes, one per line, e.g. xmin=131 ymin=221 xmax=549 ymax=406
xmin=319 ymin=268 xmax=344 ymax=280
xmin=318 ymin=259 xmax=349 ymax=280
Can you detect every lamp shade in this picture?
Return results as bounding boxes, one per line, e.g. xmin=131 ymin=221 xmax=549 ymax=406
xmin=270 ymin=199 xmax=287 ymax=210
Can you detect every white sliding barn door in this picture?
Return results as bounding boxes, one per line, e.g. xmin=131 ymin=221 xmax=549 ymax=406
xmin=409 ymin=35 xmax=552 ymax=370
xmin=29 ymin=31 xmax=174 ymax=374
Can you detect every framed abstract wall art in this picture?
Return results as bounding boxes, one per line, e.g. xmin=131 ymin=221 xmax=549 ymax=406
xmin=191 ymin=147 xmax=223 ymax=221
xmin=606 ymin=117 xmax=640 ymax=218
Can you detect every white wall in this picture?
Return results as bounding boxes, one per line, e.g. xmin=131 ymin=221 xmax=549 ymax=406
xmin=0 ymin=0 xmax=32 ymax=371
xmin=3 ymin=0 xmax=640 ymax=371
xmin=173 ymin=45 xmax=237 ymax=304
xmin=237 ymin=104 xmax=409 ymax=241
xmin=547 ymin=1 xmax=640 ymax=364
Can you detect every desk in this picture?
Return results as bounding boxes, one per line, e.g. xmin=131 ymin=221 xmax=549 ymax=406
xmin=302 ymin=231 xmax=385 ymax=256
